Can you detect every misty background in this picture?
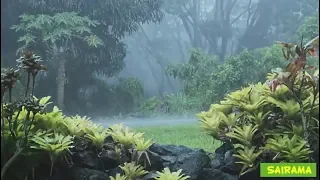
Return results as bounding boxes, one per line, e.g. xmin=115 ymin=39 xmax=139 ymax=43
xmin=1 ymin=0 xmax=319 ymax=119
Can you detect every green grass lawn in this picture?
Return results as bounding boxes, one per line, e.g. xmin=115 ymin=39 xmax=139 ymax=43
xmin=135 ymin=124 xmax=221 ymax=152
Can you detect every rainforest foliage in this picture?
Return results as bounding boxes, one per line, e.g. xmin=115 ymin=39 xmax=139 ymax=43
xmin=2 ymin=1 xmax=318 ymax=117
xmin=1 ymin=37 xmax=318 ymax=179
xmin=0 ymin=52 xmax=190 ymax=180
xmin=1 ymin=1 xmax=319 ymax=179
xmin=198 ymin=36 xmax=319 ymax=176
xmin=2 ymin=0 xmax=163 ymax=116
xmin=137 ymin=14 xmax=319 ymax=117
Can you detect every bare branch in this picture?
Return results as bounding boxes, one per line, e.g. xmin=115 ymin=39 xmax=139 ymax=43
xmin=231 ymin=4 xmax=257 ymax=25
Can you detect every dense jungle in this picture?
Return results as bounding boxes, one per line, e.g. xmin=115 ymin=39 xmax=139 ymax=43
xmin=1 ymin=0 xmax=319 ymax=180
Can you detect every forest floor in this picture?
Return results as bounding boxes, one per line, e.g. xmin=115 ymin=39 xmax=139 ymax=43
xmin=97 ymin=116 xmax=198 ymax=128
xmin=135 ymin=124 xmax=221 ymax=152
xmin=96 ymin=117 xmax=220 ymax=152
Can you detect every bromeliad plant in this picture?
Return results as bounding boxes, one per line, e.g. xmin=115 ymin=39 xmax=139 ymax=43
xmin=119 ymin=162 xmax=148 ymax=180
xmin=106 ymin=123 xmax=153 ymax=167
xmin=132 ymin=137 xmax=153 ymax=167
xmin=155 ymin=168 xmax=190 ymax=180
xmin=1 ymin=49 xmax=196 ymax=180
xmin=85 ymin=129 xmax=109 ymax=149
xmin=30 ymin=132 xmax=74 ymax=176
xmin=107 ymin=124 xmax=145 ymax=150
xmin=197 ymin=36 xmax=319 ymax=176
xmin=110 ymin=174 xmax=128 ymax=180
xmin=1 ymin=51 xmax=47 ymax=179
xmin=1 ymin=51 xmax=94 ymax=179
xmin=264 ymin=135 xmax=313 ymax=162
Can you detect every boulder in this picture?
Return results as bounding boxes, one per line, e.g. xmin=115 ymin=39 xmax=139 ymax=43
xmin=211 ymin=143 xmax=240 ymax=175
xmin=72 ymin=150 xmax=103 ymax=170
xmin=147 ymin=144 xmax=211 ymax=180
xmin=71 ymin=138 xmax=123 ymax=171
xmin=71 ymin=167 xmax=110 ymax=180
xmin=106 ymin=167 xmax=123 ymax=178
xmin=99 ymin=150 xmax=120 ymax=170
xmin=200 ymin=168 xmax=238 ymax=180
xmin=8 ymin=132 xmax=318 ymax=180
xmin=22 ymin=141 xmax=260 ymax=180
xmin=71 ymin=139 xmax=103 ymax=170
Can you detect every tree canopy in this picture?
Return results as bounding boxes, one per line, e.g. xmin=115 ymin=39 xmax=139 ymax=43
xmin=1 ymin=0 xmax=164 ymax=113
xmin=1 ymin=0 xmax=319 ymax=116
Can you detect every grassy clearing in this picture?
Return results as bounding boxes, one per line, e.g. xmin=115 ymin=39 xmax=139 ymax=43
xmin=135 ymin=124 xmax=221 ymax=152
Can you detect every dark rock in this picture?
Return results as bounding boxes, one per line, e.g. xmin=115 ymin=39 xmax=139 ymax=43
xmin=71 ymin=167 xmax=110 ymax=180
xmin=104 ymin=135 xmax=114 ymax=144
xmin=102 ymin=143 xmax=130 ymax=165
xmin=238 ymin=168 xmax=261 ymax=180
xmin=10 ymin=136 xmax=319 ymax=180
xmin=211 ymin=143 xmax=240 ymax=175
xmin=100 ymin=150 xmax=119 ymax=170
xmin=211 ymin=158 xmax=222 ymax=169
xmin=211 ymin=143 xmax=231 ymax=169
xmin=219 ymin=150 xmax=240 ymax=174
xmin=73 ymin=138 xmax=90 ymax=151
xmin=149 ymin=144 xmax=194 ymax=155
xmin=48 ymin=162 xmax=74 ymax=180
xmin=47 ymin=168 xmax=72 ymax=180
xmin=215 ymin=143 xmax=234 ymax=155
xmin=147 ymin=150 xmax=165 ymax=170
xmin=103 ymin=142 xmax=116 ymax=150
xmin=200 ymin=168 xmax=238 ymax=180
xmin=147 ymin=144 xmax=211 ymax=180
xmin=106 ymin=167 xmax=123 ymax=177
xmin=72 ymin=151 xmax=102 ymax=170
xmin=71 ymin=138 xmax=102 ymax=170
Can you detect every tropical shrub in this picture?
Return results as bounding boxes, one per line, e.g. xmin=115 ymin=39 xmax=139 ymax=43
xmin=1 ymin=51 xmax=192 ymax=180
xmin=164 ymin=92 xmax=202 ymax=115
xmin=30 ymin=132 xmax=74 ymax=176
xmin=85 ymin=77 xmax=144 ymax=116
xmin=140 ymin=15 xmax=319 ymax=118
xmin=119 ymin=162 xmax=148 ymax=180
xmin=1 ymin=51 xmax=50 ymax=179
xmin=110 ymin=174 xmax=128 ymax=180
xmin=11 ymin=12 xmax=104 ymax=110
xmin=198 ymin=36 xmax=319 ymax=176
xmin=166 ymin=45 xmax=287 ymax=111
xmin=112 ymin=77 xmax=144 ymax=113
xmin=296 ymin=13 xmax=319 ymax=43
xmin=166 ymin=49 xmax=220 ymax=109
xmin=137 ymin=46 xmax=286 ymax=117
xmin=137 ymin=92 xmax=202 ymax=117
xmin=137 ymin=96 xmax=166 ymax=117
xmin=107 ymin=123 xmax=144 ymax=150
xmin=155 ymin=167 xmax=190 ymax=180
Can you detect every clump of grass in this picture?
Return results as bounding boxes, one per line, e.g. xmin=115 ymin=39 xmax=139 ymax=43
xmin=135 ymin=124 xmax=221 ymax=152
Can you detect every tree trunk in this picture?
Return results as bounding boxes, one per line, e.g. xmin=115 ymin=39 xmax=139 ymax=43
xmin=237 ymin=0 xmax=273 ymax=52
xmin=56 ymin=57 xmax=66 ymax=110
xmin=140 ymin=27 xmax=175 ymax=93
xmin=192 ymin=0 xmax=202 ymax=49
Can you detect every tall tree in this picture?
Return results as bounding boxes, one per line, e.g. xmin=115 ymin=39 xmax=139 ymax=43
xmin=1 ymin=0 xmax=164 ymax=112
xmin=12 ymin=12 xmax=104 ymax=109
xmin=164 ymin=0 xmax=247 ymax=62
xmin=237 ymin=0 xmax=319 ymax=52
xmin=163 ymin=0 xmax=318 ymax=62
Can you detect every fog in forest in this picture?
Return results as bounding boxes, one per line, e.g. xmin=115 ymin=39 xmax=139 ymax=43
xmin=1 ymin=0 xmax=319 ymax=123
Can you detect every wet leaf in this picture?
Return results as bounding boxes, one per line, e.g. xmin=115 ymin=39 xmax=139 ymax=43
xmin=304 ymin=36 xmax=319 ymax=49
